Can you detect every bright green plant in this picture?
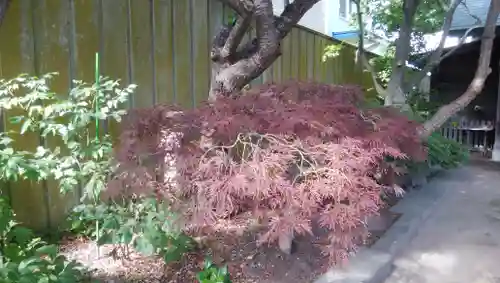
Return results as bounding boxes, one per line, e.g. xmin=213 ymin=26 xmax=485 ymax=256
xmin=197 ymin=258 xmax=232 ymax=283
xmin=0 ymin=73 xmax=134 ymax=201
xmin=426 ymin=132 xmax=469 ymax=169
xmin=0 ymin=196 xmax=84 ymax=283
xmin=70 ymin=197 xmax=195 ymax=264
xmin=0 ymin=73 xmax=197 ymax=270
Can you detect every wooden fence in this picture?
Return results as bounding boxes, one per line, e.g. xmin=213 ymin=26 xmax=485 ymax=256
xmin=441 ymin=118 xmax=495 ymax=155
xmin=0 ymin=0 xmax=375 ymax=231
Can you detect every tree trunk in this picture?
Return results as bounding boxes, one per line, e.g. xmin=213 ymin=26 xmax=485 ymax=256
xmin=209 ymin=0 xmax=320 ymax=101
xmin=419 ymin=0 xmax=500 ymax=138
xmin=208 ymin=0 xmax=320 ymax=254
xmin=383 ymin=0 xmax=419 ymax=107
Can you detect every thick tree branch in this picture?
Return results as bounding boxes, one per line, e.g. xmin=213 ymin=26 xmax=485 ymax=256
xmin=231 ymin=0 xmax=321 ymax=60
xmin=210 ymin=0 xmax=281 ymax=99
xmin=274 ymin=0 xmax=321 ymax=39
xmin=0 ymin=0 xmax=11 ymax=27
xmin=361 ymin=54 xmax=388 ymax=96
xmin=210 ymin=0 xmax=319 ymax=99
xmin=419 ymin=0 xmax=500 ymax=138
xmin=221 ymin=15 xmax=253 ymax=59
xmin=385 ymin=0 xmax=421 ymax=106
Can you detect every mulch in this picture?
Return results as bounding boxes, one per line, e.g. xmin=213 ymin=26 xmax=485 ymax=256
xmin=59 ymin=195 xmax=403 ymax=283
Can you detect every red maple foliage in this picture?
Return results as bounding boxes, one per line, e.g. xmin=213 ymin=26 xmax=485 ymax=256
xmin=111 ymin=81 xmax=425 ymax=264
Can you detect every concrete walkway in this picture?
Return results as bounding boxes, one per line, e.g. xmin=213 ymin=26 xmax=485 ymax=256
xmin=385 ymin=162 xmax=500 ymax=283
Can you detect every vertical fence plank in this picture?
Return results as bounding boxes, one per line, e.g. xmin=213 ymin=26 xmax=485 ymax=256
xmin=192 ymin=0 xmax=210 ymax=105
xmin=299 ymin=29 xmax=308 ymax=80
xmin=290 ymin=29 xmax=300 ymax=79
xmin=0 ymin=0 xmax=49 ymax=231
xmin=272 ymin=54 xmax=282 ymax=83
xmin=129 ymin=0 xmax=154 ymax=109
xmin=281 ymin=33 xmax=292 ymax=81
xmin=314 ymin=36 xmax=322 ymax=82
xmin=154 ymin=0 xmax=175 ymax=105
xmin=102 ymin=0 xmax=134 ymax=143
xmin=306 ymin=33 xmax=315 ymax=81
xmin=173 ymin=0 xmax=193 ymax=108
xmin=74 ymin=0 xmax=101 ymax=145
xmin=33 ymin=0 xmax=74 ymax=231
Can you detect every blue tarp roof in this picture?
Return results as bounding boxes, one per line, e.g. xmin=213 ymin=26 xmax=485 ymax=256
xmin=332 ymin=31 xmax=359 ymax=40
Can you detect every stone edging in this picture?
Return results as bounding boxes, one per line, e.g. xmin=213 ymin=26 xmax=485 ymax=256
xmin=313 ymin=166 xmax=453 ymax=283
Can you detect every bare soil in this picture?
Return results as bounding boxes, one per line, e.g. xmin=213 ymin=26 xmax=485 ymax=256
xmin=60 ymin=196 xmax=402 ymax=283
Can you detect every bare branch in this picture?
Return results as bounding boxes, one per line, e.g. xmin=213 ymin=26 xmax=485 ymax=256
xmin=406 ymin=0 xmax=479 ymax=91
xmin=352 ymin=0 xmax=387 ymax=96
xmin=461 ymin=0 xmax=482 ymax=26
xmin=361 ymin=54 xmax=388 ymax=96
xmin=419 ymin=0 xmax=500 ymax=138
xmin=211 ymin=24 xmax=233 ymax=61
xmin=439 ymin=24 xmax=479 ymax=60
xmin=0 ymin=0 xmax=11 ymax=27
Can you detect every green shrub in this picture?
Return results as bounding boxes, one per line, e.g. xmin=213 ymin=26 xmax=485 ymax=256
xmin=0 ymin=73 xmax=198 ymax=277
xmin=197 ymin=258 xmax=232 ymax=283
xmin=70 ymin=197 xmax=195 ymax=264
xmin=426 ymin=132 xmax=469 ymax=169
xmin=0 ymin=196 xmax=84 ymax=283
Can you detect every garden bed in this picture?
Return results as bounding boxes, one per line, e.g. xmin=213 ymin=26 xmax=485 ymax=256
xmin=59 ymin=199 xmax=402 ymax=283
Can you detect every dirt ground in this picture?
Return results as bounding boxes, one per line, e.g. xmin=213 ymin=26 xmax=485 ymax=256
xmin=60 ymin=204 xmax=401 ymax=283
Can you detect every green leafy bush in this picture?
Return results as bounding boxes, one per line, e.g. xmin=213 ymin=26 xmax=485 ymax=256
xmin=197 ymin=259 xmax=231 ymax=283
xmin=71 ymin=197 xmax=195 ymax=264
xmin=0 ymin=73 xmax=196 ymax=277
xmin=0 ymin=197 xmax=84 ymax=283
xmin=426 ymin=132 xmax=469 ymax=169
xmin=0 ymin=73 xmax=133 ymax=200
xmin=406 ymin=91 xmax=469 ymax=170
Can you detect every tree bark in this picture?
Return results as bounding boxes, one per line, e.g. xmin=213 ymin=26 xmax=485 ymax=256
xmin=209 ymin=0 xmax=320 ymax=101
xmin=384 ymin=0 xmax=420 ymax=107
xmin=419 ymin=0 xmax=500 ymax=138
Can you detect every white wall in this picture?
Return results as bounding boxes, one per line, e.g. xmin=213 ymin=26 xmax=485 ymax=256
xmin=272 ymin=0 xmax=356 ymax=36
xmin=272 ymin=0 xmax=389 ymax=56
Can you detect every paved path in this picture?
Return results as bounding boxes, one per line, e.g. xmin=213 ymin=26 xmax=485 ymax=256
xmin=385 ymin=162 xmax=500 ymax=283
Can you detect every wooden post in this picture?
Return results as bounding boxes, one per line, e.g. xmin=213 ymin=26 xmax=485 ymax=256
xmin=492 ymin=60 xmax=500 ymax=161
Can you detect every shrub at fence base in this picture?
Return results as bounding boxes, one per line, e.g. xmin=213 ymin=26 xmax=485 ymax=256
xmin=113 ymin=81 xmax=424 ymax=265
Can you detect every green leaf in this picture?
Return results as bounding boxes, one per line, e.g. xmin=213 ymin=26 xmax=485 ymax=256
xmin=133 ymin=236 xmax=155 ymax=256
xmin=9 ymin=116 xmax=24 ymax=124
xmin=20 ymin=119 xmax=32 ymax=134
xmin=96 ymin=232 xmax=113 ymax=246
xmin=8 ymin=226 xmax=34 ymax=246
xmin=35 ymin=244 xmax=58 ymax=258
xmin=18 ymin=257 xmax=43 ymax=272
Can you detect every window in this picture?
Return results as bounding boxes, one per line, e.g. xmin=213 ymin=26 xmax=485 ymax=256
xmin=339 ymin=0 xmax=354 ymax=19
